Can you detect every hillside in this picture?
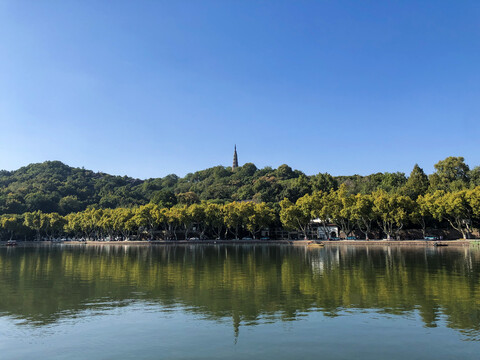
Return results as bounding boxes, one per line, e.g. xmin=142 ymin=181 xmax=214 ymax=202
xmin=1 ymin=158 xmax=479 ymax=215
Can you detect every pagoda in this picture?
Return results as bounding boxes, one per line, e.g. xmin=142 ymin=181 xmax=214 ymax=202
xmin=233 ymin=145 xmax=238 ymax=170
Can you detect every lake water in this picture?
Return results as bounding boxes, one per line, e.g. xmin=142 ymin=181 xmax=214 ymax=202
xmin=0 ymin=244 xmax=479 ymax=359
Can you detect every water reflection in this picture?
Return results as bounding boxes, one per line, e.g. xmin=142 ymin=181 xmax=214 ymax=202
xmin=0 ymin=244 xmax=479 ymax=339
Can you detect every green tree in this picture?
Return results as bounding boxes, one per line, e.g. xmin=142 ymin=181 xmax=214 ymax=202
xmin=0 ymin=214 xmax=26 ymax=240
xmin=240 ymin=202 xmax=275 ymax=239
xmin=422 ymin=190 xmax=473 ymax=239
xmin=176 ymin=192 xmax=200 ymax=206
xmin=24 ymin=210 xmax=47 ymax=240
xmin=330 ymin=185 xmax=356 ymax=238
xmin=223 ymin=202 xmax=243 ymax=239
xmin=372 ymin=190 xmax=414 ymax=240
xmin=65 ymin=212 xmax=83 ymax=239
xmin=175 ymin=205 xmax=195 ymax=240
xmin=113 ymin=208 xmax=136 ymax=240
xmin=165 ymin=207 xmax=180 ymax=240
xmin=98 ymin=208 xmax=116 ymax=239
xmin=351 ymin=194 xmax=375 ymax=240
xmin=469 ymin=167 xmax=480 ymax=188
xmin=412 ymin=195 xmax=431 ymax=239
xmin=134 ymin=204 xmax=160 ymax=240
xmin=151 ymin=189 xmax=177 ymax=208
xmin=44 ymin=213 xmax=67 ymax=239
xmin=235 ymin=163 xmax=258 ymax=178
xmin=467 ymin=187 xmax=480 ymax=231
xmin=402 ymin=164 xmax=429 ymax=199
xmin=79 ymin=208 xmax=104 ymax=240
xmin=310 ymin=191 xmax=336 ymax=240
xmin=59 ymin=195 xmax=83 ymax=215
xmin=281 ymin=175 xmax=311 ymax=202
xmin=430 ymin=157 xmax=470 ymax=191
xmin=204 ymin=203 xmax=225 ymax=239
xmin=280 ymin=193 xmax=317 ymax=239
xmin=25 ymin=192 xmax=59 ymax=213
xmin=378 ymin=172 xmax=407 ymax=193
xmin=311 ymin=173 xmax=338 ymax=193
xmin=188 ymin=203 xmax=207 ymax=239
xmin=276 ymin=164 xmax=295 ymax=180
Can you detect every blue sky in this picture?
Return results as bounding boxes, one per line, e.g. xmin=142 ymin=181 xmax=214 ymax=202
xmin=1 ymin=1 xmax=479 ymax=179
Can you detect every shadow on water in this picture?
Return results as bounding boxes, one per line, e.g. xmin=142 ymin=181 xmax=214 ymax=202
xmin=0 ymin=244 xmax=480 ymax=339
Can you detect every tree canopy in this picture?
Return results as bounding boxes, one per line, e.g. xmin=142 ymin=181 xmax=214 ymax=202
xmin=2 ymin=157 xmax=480 ymax=240
xmin=2 ymin=158 xmax=479 ymax=217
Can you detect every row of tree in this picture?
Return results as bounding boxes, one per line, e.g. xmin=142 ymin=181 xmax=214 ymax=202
xmin=280 ymin=185 xmax=480 ymax=240
xmin=0 ymin=202 xmax=275 ymax=241
xmin=1 ymin=157 xmax=480 ymax=215
xmin=1 ymin=185 xmax=480 ymax=241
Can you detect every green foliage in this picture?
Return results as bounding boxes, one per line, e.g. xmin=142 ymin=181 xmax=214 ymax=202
xmin=276 ymin=164 xmax=296 ymax=180
xmin=372 ymin=190 xmax=415 ymax=240
xmin=176 ymin=192 xmax=200 ymax=206
xmin=430 ymin=156 xmax=470 ymax=191
xmin=350 ymin=194 xmax=375 ymax=240
xmin=336 ymin=172 xmax=406 ymax=195
xmin=402 ymin=164 xmax=429 ymax=199
xmin=0 ymin=214 xmax=28 ymax=240
xmin=422 ymin=189 xmax=478 ymax=239
xmin=330 ymin=185 xmax=356 ymax=237
xmin=151 ymin=189 xmax=177 ymax=208
xmin=469 ymin=166 xmax=480 ymax=188
xmin=279 ymin=192 xmax=319 ymax=238
xmin=2 ymin=157 xmax=478 ymax=218
xmin=204 ymin=203 xmax=225 ymax=239
xmin=2 ymin=157 xmax=480 ymax=240
xmin=0 ymin=161 xmax=145 ymax=215
xmin=311 ymin=173 xmax=338 ymax=192
xmin=59 ymin=195 xmax=83 ymax=214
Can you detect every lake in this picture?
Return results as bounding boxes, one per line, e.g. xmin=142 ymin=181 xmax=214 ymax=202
xmin=0 ymin=244 xmax=479 ymax=359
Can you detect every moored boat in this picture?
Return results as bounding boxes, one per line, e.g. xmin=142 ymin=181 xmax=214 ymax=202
xmin=6 ymin=240 xmax=17 ymax=247
xmin=307 ymin=242 xmax=325 ymax=248
xmin=292 ymin=240 xmax=324 ymax=247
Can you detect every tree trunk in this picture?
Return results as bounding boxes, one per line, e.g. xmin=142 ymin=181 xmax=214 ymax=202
xmin=358 ymin=218 xmax=371 ymax=240
xmin=320 ymin=223 xmax=330 ymax=240
xmin=447 ymin=218 xmax=468 ymax=239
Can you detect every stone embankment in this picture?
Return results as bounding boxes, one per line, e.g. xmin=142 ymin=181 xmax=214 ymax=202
xmin=1 ymin=239 xmax=476 ymax=247
xmin=67 ymin=239 xmax=474 ymax=246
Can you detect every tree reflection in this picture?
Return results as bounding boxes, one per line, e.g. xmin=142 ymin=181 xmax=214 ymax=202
xmin=0 ymin=244 xmax=479 ymax=339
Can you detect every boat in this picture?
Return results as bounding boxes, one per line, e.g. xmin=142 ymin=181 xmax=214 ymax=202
xmin=307 ymin=242 xmax=325 ymax=248
xmin=433 ymin=242 xmax=448 ymax=247
xmin=6 ymin=240 xmax=17 ymax=247
xmin=292 ymin=240 xmax=324 ymax=247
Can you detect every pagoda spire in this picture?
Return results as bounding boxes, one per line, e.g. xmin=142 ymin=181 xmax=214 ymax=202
xmin=233 ymin=145 xmax=238 ymax=170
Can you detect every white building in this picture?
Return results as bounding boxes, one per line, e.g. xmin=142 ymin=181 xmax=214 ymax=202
xmin=311 ymin=219 xmax=339 ymax=240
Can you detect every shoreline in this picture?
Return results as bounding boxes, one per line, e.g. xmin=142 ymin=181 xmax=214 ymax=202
xmin=1 ymin=239 xmax=477 ymax=247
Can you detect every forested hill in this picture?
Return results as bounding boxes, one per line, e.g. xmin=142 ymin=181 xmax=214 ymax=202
xmin=1 ymin=158 xmax=479 ymax=215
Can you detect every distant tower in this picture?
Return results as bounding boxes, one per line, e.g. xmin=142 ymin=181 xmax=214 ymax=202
xmin=233 ymin=145 xmax=239 ymax=170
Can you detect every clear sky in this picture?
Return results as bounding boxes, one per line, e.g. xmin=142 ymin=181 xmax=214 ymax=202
xmin=1 ymin=1 xmax=479 ymax=179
